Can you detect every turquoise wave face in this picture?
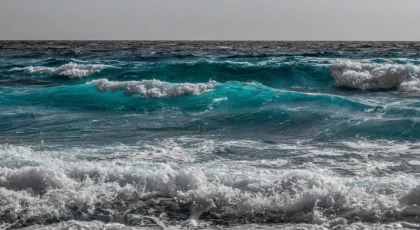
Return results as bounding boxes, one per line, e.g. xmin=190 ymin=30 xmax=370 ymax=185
xmin=0 ymin=80 xmax=363 ymax=110
xmin=2 ymin=79 xmax=420 ymax=142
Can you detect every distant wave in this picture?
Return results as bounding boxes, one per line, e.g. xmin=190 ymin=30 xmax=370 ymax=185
xmin=331 ymin=60 xmax=420 ymax=92
xmin=10 ymin=62 xmax=112 ymax=78
xmin=91 ymin=79 xmax=218 ymax=98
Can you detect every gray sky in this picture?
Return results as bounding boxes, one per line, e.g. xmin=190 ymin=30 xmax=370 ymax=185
xmin=1 ymin=0 xmax=419 ymax=40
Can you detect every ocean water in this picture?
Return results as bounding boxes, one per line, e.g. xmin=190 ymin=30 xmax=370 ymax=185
xmin=1 ymin=41 xmax=420 ymax=229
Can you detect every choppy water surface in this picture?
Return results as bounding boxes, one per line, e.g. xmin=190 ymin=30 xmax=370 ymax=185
xmin=1 ymin=41 xmax=420 ymax=229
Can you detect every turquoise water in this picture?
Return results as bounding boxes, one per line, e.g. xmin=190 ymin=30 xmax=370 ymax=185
xmin=1 ymin=41 xmax=420 ymax=229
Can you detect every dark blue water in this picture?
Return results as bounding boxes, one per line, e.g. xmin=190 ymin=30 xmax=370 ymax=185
xmin=1 ymin=41 xmax=420 ymax=229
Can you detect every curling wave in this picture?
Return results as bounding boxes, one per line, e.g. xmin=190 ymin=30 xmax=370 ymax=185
xmin=91 ymin=79 xmax=218 ymax=98
xmin=10 ymin=62 xmax=111 ymax=78
xmin=331 ymin=60 xmax=420 ymax=92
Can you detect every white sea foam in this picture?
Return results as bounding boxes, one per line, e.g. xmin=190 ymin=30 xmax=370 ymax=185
xmin=1 ymin=142 xmax=420 ymax=228
xmin=91 ymin=79 xmax=218 ymax=98
xmin=399 ymin=80 xmax=420 ymax=92
xmin=331 ymin=60 xmax=420 ymax=91
xmin=0 ymin=167 xmax=73 ymax=192
xmin=10 ymin=62 xmax=110 ymax=78
xmin=212 ymin=97 xmax=228 ymax=103
xmin=18 ymin=221 xmax=420 ymax=230
xmin=408 ymin=160 xmax=420 ymax=166
xmin=0 ymin=165 xmax=414 ymax=227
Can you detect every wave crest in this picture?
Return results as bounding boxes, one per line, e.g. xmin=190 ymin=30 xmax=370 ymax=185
xmin=331 ymin=60 xmax=420 ymax=91
xmin=11 ymin=62 xmax=110 ymax=78
xmin=91 ymin=79 xmax=218 ymax=98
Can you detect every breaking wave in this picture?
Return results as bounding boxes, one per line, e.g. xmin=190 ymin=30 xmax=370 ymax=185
xmin=91 ymin=79 xmax=218 ymax=98
xmin=1 ymin=143 xmax=420 ymax=229
xmin=331 ymin=60 xmax=420 ymax=92
xmin=10 ymin=62 xmax=112 ymax=78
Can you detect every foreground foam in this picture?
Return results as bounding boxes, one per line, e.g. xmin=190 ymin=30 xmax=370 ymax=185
xmin=92 ymin=79 xmax=218 ymax=98
xmin=17 ymin=221 xmax=420 ymax=230
xmin=331 ymin=60 xmax=420 ymax=91
xmin=1 ymin=164 xmax=419 ymax=228
xmin=1 ymin=143 xmax=420 ymax=229
xmin=10 ymin=62 xmax=111 ymax=78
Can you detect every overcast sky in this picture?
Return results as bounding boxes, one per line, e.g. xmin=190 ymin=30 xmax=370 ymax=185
xmin=1 ymin=0 xmax=419 ymax=40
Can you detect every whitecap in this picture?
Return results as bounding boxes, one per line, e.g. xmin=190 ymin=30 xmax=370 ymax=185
xmin=331 ymin=60 xmax=420 ymax=91
xmin=91 ymin=79 xmax=218 ymax=98
xmin=10 ymin=62 xmax=112 ymax=78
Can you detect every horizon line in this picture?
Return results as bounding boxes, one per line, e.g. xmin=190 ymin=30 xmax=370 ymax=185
xmin=1 ymin=39 xmax=419 ymax=42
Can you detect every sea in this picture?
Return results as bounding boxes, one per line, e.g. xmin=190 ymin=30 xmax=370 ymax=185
xmin=1 ymin=41 xmax=420 ymax=229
